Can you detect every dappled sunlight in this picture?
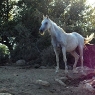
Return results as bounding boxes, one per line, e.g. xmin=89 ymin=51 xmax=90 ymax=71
xmin=0 ymin=0 xmax=95 ymax=94
xmin=11 ymin=0 xmax=19 ymax=2
xmin=86 ymin=0 xmax=95 ymax=7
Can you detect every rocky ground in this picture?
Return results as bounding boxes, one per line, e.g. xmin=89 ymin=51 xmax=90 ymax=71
xmin=0 ymin=66 xmax=95 ymax=95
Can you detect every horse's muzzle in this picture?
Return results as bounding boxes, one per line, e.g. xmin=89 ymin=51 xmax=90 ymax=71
xmin=39 ymin=28 xmax=44 ymax=35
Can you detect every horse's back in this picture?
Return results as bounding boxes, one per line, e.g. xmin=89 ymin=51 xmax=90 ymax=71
xmin=65 ymin=32 xmax=84 ymax=52
xmin=72 ymin=32 xmax=84 ymax=45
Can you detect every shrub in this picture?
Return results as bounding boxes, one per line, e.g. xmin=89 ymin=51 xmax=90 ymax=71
xmin=0 ymin=44 xmax=9 ymax=65
xmin=41 ymin=46 xmax=56 ymax=66
xmin=11 ymin=42 xmax=40 ymax=63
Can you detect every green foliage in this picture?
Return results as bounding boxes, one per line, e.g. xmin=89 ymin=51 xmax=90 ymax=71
xmin=0 ymin=0 xmax=95 ymax=66
xmin=37 ymin=32 xmax=51 ymax=50
xmin=11 ymin=42 xmax=40 ymax=62
xmin=41 ymin=46 xmax=55 ymax=66
xmin=0 ymin=44 xmax=9 ymax=65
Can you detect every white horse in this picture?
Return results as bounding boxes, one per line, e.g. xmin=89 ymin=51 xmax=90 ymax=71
xmin=39 ymin=15 xmax=94 ymax=73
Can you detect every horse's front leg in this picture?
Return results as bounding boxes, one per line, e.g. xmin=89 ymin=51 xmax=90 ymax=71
xmin=62 ymin=47 xmax=68 ymax=74
xmin=54 ymin=48 xmax=59 ymax=73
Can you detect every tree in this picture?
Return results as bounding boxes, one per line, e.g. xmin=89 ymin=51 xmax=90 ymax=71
xmin=0 ymin=0 xmax=95 ymax=65
xmin=0 ymin=0 xmax=17 ymax=50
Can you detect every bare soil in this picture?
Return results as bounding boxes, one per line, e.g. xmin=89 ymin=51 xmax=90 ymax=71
xmin=0 ymin=66 xmax=95 ymax=95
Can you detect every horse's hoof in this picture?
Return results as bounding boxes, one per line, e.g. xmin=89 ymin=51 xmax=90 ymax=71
xmin=55 ymin=67 xmax=59 ymax=73
xmin=55 ymin=70 xmax=59 ymax=74
xmin=81 ymin=66 xmax=84 ymax=70
xmin=64 ymin=70 xmax=68 ymax=75
xmin=80 ymin=71 xmax=86 ymax=75
xmin=73 ymin=69 xmax=78 ymax=74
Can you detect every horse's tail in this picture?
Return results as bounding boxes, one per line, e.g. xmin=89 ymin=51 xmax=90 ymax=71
xmin=84 ymin=33 xmax=94 ymax=44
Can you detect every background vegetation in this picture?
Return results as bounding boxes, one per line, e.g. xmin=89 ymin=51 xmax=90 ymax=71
xmin=0 ymin=0 xmax=95 ymax=67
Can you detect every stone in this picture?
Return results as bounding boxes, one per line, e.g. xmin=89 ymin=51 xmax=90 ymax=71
xmin=55 ymin=78 xmax=66 ymax=86
xmin=39 ymin=66 xmax=47 ymax=69
xmin=36 ymin=80 xmax=50 ymax=86
xmin=0 ymin=93 xmax=12 ymax=95
xmin=33 ymin=64 xmax=40 ymax=69
xmin=15 ymin=60 xmax=26 ymax=66
xmin=79 ymin=77 xmax=95 ymax=92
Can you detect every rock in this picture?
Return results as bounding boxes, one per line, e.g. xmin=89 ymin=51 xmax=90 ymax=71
xmin=85 ymin=83 xmax=95 ymax=92
xmin=33 ymin=64 xmax=40 ymax=69
xmin=67 ymin=66 xmax=95 ymax=79
xmin=75 ymin=66 xmax=94 ymax=74
xmin=36 ymin=80 xmax=50 ymax=86
xmin=15 ymin=60 xmax=26 ymax=66
xmin=0 ymin=93 xmax=12 ymax=95
xmin=39 ymin=66 xmax=47 ymax=69
xmin=78 ymin=76 xmax=95 ymax=92
xmin=79 ymin=77 xmax=95 ymax=92
xmin=55 ymin=78 xmax=66 ymax=86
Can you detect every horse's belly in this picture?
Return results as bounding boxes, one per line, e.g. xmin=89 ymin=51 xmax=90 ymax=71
xmin=66 ymin=41 xmax=78 ymax=52
xmin=65 ymin=33 xmax=79 ymax=52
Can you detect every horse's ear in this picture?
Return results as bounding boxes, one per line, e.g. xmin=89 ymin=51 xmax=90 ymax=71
xmin=43 ymin=15 xmax=45 ymax=19
xmin=46 ymin=15 xmax=49 ymax=19
xmin=43 ymin=15 xmax=49 ymax=19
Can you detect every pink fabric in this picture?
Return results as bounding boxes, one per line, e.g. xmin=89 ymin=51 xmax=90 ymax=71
xmin=67 ymin=44 xmax=95 ymax=68
xmin=82 ymin=44 xmax=95 ymax=68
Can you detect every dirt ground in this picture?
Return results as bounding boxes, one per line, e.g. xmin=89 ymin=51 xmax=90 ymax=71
xmin=0 ymin=66 xmax=95 ymax=95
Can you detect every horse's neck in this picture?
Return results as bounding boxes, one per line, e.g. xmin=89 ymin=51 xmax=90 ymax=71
xmin=49 ymin=21 xmax=66 ymax=38
xmin=49 ymin=21 xmax=67 ymax=46
xmin=49 ymin=23 xmax=57 ymax=36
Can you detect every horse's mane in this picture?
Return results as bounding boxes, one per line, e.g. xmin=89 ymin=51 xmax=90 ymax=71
xmin=50 ymin=19 xmax=66 ymax=33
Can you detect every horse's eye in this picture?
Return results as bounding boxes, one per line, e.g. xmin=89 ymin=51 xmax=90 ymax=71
xmin=45 ymin=22 xmax=48 ymax=25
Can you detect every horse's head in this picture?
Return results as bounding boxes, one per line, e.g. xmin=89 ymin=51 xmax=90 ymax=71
xmin=39 ymin=15 xmax=51 ymax=35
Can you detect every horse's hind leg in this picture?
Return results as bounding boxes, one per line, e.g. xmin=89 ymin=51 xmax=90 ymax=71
xmin=70 ymin=51 xmax=79 ymax=73
xmin=79 ymin=46 xmax=84 ymax=72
